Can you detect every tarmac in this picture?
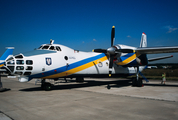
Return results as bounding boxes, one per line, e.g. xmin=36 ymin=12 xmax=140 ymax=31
xmin=0 ymin=77 xmax=178 ymax=120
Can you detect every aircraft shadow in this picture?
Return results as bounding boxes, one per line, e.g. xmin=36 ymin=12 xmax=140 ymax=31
xmin=19 ymin=79 xmax=132 ymax=92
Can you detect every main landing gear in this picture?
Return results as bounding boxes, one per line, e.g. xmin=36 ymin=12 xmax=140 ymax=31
xmin=41 ymin=79 xmax=52 ymax=91
xmin=76 ymin=77 xmax=84 ymax=83
xmin=132 ymin=66 xmax=143 ymax=87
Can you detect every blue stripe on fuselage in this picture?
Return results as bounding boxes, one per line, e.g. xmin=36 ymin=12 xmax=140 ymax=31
xmin=28 ymin=53 xmax=106 ymax=80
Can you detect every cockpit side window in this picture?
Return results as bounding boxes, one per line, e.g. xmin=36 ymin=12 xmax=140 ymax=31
xmin=49 ymin=46 xmax=55 ymax=50
xmin=56 ymin=46 xmax=61 ymax=51
xmin=38 ymin=46 xmax=43 ymax=49
xmin=42 ymin=45 xmax=50 ymax=49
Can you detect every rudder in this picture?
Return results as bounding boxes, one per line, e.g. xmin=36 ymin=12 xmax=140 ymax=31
xmin=140 ymin=32 xmax=147 ymax=48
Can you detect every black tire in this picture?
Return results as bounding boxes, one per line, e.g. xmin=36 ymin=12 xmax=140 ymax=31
xmin=107 ymin=84 xmax=111 ymax=89
xmin=41 ymin=82 xmax=52 ymax=91
xmin=41 ymin=83 xmax=45 ymax=90
xmin=44 ymin=82 xmax=52 ymax=91
xmin=132 ymin=77 xmax=143 ymax=87
xmin=137 ymin=78 xmax=143 ymax=87
xmin=76 ymin=77 xmax=84 ymax=83
xmin=132 ymin=77 xmax=137 ymax=86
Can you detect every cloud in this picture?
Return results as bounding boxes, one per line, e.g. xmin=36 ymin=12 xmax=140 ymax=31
xmin=127 ymin=35 xmax=131 ymax=38
xmin=93 ymin=39 xmax=96 ymax=41
xmin=164 ymin=25 xmax=178 ymax=33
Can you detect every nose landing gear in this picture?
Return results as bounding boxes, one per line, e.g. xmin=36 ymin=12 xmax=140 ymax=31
xmin=41 ymin=79 xmax=52 ymax=91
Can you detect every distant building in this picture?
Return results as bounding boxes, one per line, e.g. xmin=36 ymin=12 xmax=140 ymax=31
xmin=162 ymin=66 xmax=172 ymax=69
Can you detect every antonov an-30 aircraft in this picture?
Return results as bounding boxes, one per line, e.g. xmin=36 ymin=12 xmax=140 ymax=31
xmin=1 ymin=26 xmax=178 ymax=90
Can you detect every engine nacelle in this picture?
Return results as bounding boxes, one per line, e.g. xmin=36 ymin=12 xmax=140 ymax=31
xmin=113 ymin=45 xmax=148 ymax=67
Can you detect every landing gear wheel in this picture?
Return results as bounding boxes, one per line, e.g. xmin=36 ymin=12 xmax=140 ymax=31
xmin=132 ymin=78 xmax=143 ymax=87
xmin=137 ymin=78 xmax=143 ymax=87
xmin=132 ymin=77 xmax=137 ymax=86
xmin=41 ymin=82 xmax=52 ymax=91
xmin=44 ymin=82 xmax=52 ymax=91
xmin=107 ymin=84 xmax=111 ymax=89
xmin=76 ymin=77 xmax=84 ymax=83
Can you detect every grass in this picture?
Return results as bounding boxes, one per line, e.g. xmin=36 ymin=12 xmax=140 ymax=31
xmin=127 ymin=68 xmax=178 ymax=81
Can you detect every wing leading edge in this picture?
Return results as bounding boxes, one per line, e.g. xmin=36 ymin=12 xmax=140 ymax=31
xmin=135 ymin=46 xmax=178 ymax=54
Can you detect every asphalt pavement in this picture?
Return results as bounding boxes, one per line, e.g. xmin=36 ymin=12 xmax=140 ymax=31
xmin=0 ymin=77 xmax=178 ymax=120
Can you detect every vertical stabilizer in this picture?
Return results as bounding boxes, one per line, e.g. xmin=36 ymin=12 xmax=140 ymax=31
xmin=140 ymin=32 xmax=147 ymax=48
xmin=0 ymin=47 xmax=14 ymax=61
xmin=0 ymin=47 xmax=14 ymax=67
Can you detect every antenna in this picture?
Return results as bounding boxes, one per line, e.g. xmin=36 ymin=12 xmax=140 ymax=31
xmin=50 ymin=39 xmax=54 ymax=44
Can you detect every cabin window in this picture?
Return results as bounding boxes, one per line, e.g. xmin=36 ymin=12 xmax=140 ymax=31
xmin=24 ymin=72 xmax=31 ymax=75
xmin=15 ymin=72 xmax=23 ymax=75
xmin=7 ymin=60 xmax=15 ymax=65
xmin=56 ymin=46 xmax=61 ymax=51
xmin=16 ymin=60 xmax=24 ymax=65
xmin=16 ymin=66 xmax=24 ymax=70
xmin=6 ymin=57 xmax=13 ymax=61
xmin=7 ymin=66 xmax=14 ymax=72
xmin=26 ymin=66 xmax=33 ymax=70
xmin=26 ymin=60 xmax=33 ymax=65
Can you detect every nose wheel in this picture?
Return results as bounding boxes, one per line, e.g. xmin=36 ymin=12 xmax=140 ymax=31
xmin=41 ymin=79 xmax=52 ymax=91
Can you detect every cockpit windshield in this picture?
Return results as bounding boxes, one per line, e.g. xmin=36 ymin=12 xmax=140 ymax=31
xmin=42 ymin=45 xmax=50 ymax=49
xmin=38 ymin=45 xmax=61 ymax=51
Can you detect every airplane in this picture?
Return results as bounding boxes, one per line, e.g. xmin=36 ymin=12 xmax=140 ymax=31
xmin=1 ymin=26 xmax=178 ymax=91
xmin=0 ymin=47 xmax=14 ymax=68
xmin=0 ymin=47 xmax=14 ymax=73
xmin=0 ymin=47 xmax=14 ymax=90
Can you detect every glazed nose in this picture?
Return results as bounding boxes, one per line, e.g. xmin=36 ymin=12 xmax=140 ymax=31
xmin=5 ymin=57 xmax=15 ymax=73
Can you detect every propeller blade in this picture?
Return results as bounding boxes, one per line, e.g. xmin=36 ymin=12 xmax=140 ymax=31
xmin=111 ymin=26 xmax=115 ymax=47
xmin=109 ymin=55 xmax=114 ymax=76
xmin=93 ymin=49 xmax=107 ymax=53
xmin=115 ymin=49 xmax=134 ymax=53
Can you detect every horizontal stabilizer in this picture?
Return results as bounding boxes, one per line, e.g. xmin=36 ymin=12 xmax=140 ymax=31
xmin=148 ymin=55 xmax=173 ymax=62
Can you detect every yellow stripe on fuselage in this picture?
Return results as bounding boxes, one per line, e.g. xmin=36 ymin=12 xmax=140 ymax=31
xmin=117 ymin=53 xmax=140 ymax=66
xmin=0 ymin=64 xmax=4 ymax=67
xmin=43 ymin=55 xmax=108 ymax=79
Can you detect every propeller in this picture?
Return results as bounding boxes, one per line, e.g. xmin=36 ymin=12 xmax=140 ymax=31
xmin=108 ymin=26 xmax=116 ymax=76
xmin=93 ymin=26 xmax=134 ymax=76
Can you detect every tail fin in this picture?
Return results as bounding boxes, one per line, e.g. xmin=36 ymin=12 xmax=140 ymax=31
xmin=0 ymin=47 xmax=14 ymax=61
xmin=139 ymin=33 xmax=148 ymax=65
xmin=0 ymin=47 xmax=14 ymax=67
xmin=140 ymin=32 xmax=147 ymax=48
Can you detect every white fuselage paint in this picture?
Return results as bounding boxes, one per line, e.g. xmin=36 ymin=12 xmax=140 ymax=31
xmin=5 ymin=44 xmax=144 ymax=82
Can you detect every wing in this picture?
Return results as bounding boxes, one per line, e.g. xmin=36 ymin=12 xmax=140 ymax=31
xmin=148 ymin=55 xmax=173 ymax=62
xmin=135 ymin=46 xmax=178 ymax=54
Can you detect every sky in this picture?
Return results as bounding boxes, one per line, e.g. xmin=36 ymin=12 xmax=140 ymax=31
xmin=0 ymin=0 xmax=178 ymax=63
